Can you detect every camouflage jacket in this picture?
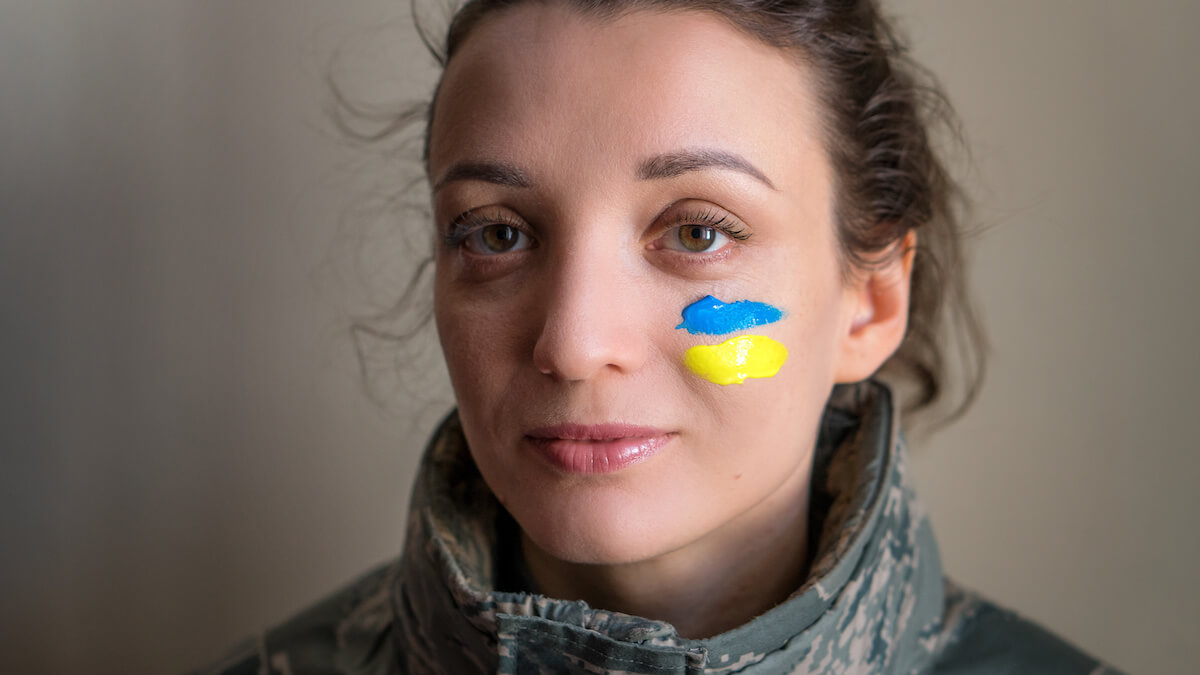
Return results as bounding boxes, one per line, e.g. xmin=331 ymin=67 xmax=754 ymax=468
xmin=195 ymin=381 xmax=1122 ymax=674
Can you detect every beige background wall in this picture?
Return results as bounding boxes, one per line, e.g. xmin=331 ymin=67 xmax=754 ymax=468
xmin=901 ymin=2 xmax=1199 ymax=672
xmin=1 ymin=1 xmax=1195 ymax=673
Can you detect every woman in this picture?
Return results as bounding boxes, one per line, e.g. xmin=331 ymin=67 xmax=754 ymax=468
xmin=199 ymin=0 xmax=1119 ymax=672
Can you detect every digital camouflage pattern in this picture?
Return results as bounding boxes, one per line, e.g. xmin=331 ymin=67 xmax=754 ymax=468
xmin=193 ymin=381 xmax=1123 ymax=674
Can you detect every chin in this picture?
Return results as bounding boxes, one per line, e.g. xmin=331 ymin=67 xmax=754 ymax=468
xmin=515 ymin=492 xmax=688 ymax=566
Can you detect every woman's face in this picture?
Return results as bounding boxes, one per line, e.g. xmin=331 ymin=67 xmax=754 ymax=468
xmin=429 ymin=5 xmax=883 ymax=565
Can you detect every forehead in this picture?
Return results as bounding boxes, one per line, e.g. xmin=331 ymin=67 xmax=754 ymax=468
xmin=428 ymin=4 xmax=826 ymax=187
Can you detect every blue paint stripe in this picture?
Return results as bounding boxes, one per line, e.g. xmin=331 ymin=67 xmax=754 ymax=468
xmin=676 ymin=295 xmax=784 ymax=335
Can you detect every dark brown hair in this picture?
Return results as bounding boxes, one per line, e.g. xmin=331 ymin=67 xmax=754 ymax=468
xmin=342 ymin=0 xmax=986 ymax=426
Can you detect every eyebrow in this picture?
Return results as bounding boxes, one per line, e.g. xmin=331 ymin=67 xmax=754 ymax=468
xmin=638 ymin=148 xmax=776 ymax=190
xmin=433 ymin=161 xmax=532 ymax=192
xmin=432 ymin=147 xmax=776 ymax=192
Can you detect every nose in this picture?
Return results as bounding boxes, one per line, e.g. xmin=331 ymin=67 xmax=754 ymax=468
xmin=531 ymin=248 xmax=650 ymax=382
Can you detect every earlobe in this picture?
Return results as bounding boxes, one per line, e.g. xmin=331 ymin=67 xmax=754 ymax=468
xmin=851 ymin=306 xmax=874 ymax=332
xmin=833 ymin=230 xmax=917 ymax=384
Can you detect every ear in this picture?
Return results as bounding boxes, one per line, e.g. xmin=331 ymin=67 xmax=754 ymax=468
xmin=832 ymin=230 xmax=917 ymax=384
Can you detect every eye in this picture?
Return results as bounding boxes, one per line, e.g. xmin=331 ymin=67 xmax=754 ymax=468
xmin=662 ymin=224 xmax=732 ymax=253
xmin=672 ymin=224 xmax=724 ymax=251
xmin=649 ymin=205 xmax=750 ymax=258
xmin=466 ymin=223 xmax=531 ymax=255
xmin=444 ymin=208 xmax=536 ymax=257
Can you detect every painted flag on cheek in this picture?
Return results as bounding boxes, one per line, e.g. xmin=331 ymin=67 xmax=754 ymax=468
xmin=677 ymin=295 xmax=788 ymax=385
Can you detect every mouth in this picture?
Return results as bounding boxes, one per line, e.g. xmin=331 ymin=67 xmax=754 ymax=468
xmin=523 ymin=423 xmax=675 ymax=475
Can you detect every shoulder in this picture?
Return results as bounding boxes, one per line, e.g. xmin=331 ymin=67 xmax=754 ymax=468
xmin=931 ymin=578 xmax=1124 ymax=675
xmin=190 ymin=560 xmax=401 ymax=675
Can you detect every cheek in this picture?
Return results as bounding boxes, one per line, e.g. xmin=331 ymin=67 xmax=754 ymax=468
xmin=671 ymin=283 xmax=845 ymax=433
xmin=769 ymin=250 xmax=849 ymax=384
xmin=434 ymin=278 xmax=523 ymax=400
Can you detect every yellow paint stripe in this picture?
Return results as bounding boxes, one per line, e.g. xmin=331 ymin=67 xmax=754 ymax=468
xmin=684 ymin=335 xmax=788 ymax=385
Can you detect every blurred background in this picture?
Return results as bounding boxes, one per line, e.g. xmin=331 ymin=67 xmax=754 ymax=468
xmin=1 ymin=1 xmax=1196 ymax=672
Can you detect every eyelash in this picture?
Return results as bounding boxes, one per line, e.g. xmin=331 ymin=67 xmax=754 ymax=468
xmin=661 ymin=207 xmax=750 ymax=243
xmin=439 ymin=205 xmax=751 ymax=259
xmin=441 ymin=209 xmax=529 ymax=248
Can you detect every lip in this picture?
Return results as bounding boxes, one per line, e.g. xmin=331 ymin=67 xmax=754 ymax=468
xmin=524 ymin=423 xmax=674 ymax=475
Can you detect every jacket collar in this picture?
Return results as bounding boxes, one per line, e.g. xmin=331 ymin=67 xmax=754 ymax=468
xmin=392 ymin=380 xmax=947 ymax=673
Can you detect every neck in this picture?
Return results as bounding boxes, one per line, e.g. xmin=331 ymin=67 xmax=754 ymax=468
xmin=521 ymin=459 xmax=813 ymax=639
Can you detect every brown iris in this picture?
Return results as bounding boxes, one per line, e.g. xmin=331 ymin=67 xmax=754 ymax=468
xmin=480 ymin=224 xmax=521 ymax=253
xmin=678 ymin=225 xmax=717 ymax=252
